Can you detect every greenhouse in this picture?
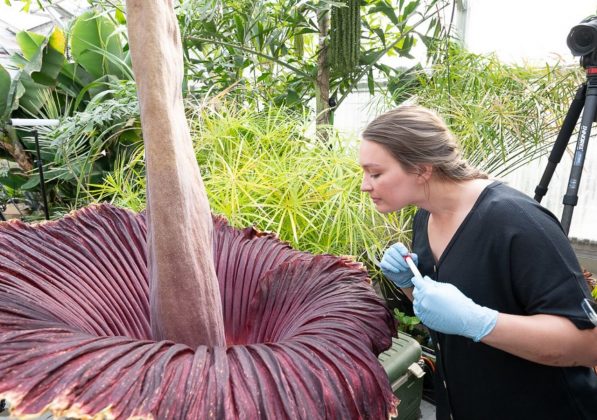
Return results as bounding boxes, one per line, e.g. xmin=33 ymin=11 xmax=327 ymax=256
xmin=1 ymin=1 xmax=596 ymax=419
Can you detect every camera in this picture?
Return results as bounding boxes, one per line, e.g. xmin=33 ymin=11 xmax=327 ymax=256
xmin=567 ymin=15 xmax=597 ymax=67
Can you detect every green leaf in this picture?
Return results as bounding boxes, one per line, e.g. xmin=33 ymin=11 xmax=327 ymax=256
xmin=33 ymin=29 xmax=66 ymax=86
xmin=360 ymin=51 xmax=378 ymax=65
xmin=0 ymin=169 xmax=29 ymax=190
xmin=202 ymin=21 xmax=217 ymax=34
xmin=14 ymin=29 xmax=66 ymax=88
xmin=370 ymin=2 xmax=398 ymax=25
xmin=20 ymin=174 xmax=41 ymax=190
xmin=57 ymin=62 xmax=95 ymax=102
xmin=234 ymin=15 xmax=245 ymax=43
xmin=17 ymin=73 xmax=49 ymax=114
xmin=0 ymin=65 xmax=11 ymax=119
xmin=403 ymin=0 xmax=420 ymax=17
xmin=71 ymin=11 xmax=124 ymax=79
xmin=285 ymin=89 xmax=300 ymax=106
xmin=48 ymin=27 xmax=66 ymax=55
xmin=60 ymin=62 xmax=94 ymax=88
xmin=115 ymin=8 xmax=127 ymax=25
xmin=372 ymin=27 xmax=386 ymax=47
xmin=6 ymin=30 xmax=62 ymax=121
xmin=16 ymin=31 xmax=46 ymax=61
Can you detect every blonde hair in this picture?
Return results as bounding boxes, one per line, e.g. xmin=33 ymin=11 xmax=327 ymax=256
xmin=362 ymin=105 xmax=487 ymax=181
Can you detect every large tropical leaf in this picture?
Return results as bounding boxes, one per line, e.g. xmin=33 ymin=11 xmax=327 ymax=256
xmin=34 ymin=28 xmax=66 ymax=86
xmin=8 ymin=39 xmax=47 ymax=115
xmin=71 ymin=11 xmax=125 ymax=80
xmin=15 ymin=31 xmax=46 ymax=61
xmin=8 ymin=28 xmax=66 ymax=115
xmin=0 ymin=65 xmax=11 ymax=119
xmin=0 ymin=204 xmax=397 ymax=419
xmin=14 ymin=73 xmax=46 ymax=114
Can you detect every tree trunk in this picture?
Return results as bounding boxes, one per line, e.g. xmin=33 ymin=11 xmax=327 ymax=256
xmin=125 ymin=0 xmax=225 ymax=348
xmin=315 ymin=8 xmax=331 ymax=141
xmin=0 ymin=127 xmax=34 ymax=173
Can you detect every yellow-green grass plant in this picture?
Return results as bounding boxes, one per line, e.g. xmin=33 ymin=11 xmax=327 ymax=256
xmin=88 ymin=103 xmax=412 ymax=291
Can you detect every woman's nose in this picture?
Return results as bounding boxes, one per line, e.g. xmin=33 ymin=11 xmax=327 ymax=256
xmin=361 ymin=178 xmax=371 ymax=192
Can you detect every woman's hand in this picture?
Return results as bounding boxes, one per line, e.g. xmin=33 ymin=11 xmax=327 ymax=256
xmin=412 ymin=275 xmax=498 ymax=342
xmin=380 ymin=243 xmax=418 ymax=289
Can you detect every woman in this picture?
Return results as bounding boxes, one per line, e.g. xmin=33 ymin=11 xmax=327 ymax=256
xmin=360 ymin=105 xmax=597 ymax=420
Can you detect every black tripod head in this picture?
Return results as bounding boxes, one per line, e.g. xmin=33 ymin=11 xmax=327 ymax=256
xmin=568 ymin=15 xmax=597 ymax=68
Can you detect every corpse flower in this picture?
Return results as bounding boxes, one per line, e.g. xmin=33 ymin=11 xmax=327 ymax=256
xmin=0 ymin=1 xmax=397 ymax=419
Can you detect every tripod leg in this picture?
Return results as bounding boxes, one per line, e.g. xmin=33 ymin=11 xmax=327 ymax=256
xmin=0 ymin=183 xmax=6 ymax=221
xmin=33 ymin=130 xmax=50 ymax=221
xmin=534 ymin=84 xmax=585 ymax=203
xmin=561 ymin=74 xmax=597 ymax=235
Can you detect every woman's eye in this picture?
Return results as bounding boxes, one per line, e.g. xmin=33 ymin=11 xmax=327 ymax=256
xmin=370 ymin=174 xmax=380 ymax=179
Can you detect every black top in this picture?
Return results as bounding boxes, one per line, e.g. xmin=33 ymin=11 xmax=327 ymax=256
xmin=412 ymin=181 xmax=597 ymax=420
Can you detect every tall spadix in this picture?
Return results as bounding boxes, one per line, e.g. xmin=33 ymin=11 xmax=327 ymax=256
xmin=126 ymin=0 xmax=225 ymax=347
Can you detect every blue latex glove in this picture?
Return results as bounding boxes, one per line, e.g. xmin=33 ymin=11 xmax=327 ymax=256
xmin=380 ymin=242 xmax=418 ymax=289
xmin=412 ymin=275 xmax=498 ymax=342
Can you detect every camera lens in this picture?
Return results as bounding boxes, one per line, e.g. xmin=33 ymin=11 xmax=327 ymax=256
xmin=568 ymin=26 xmax=596 ymax=56
xmin=575 ymin=28 xmax=594 ymax=49
xmin=567 ymin=18 xmax=597 ymax=56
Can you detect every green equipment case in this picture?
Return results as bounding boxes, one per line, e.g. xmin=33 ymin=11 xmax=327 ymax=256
xmin=378 ymin=333 xmax=426 ymax=420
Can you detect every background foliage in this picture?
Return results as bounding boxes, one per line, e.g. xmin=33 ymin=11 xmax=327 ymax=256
xmin=90 ymin=102 xmax=413 ymax=282
xmin=1 ymin=1 xmax=594 ymax=305
xmin=411 ymin=45 xmax=583 ymax=177
xmin=0 ymin=8 xmax=135 ymax=215
xmin=178 ymin=0 xmax=447 ymax=119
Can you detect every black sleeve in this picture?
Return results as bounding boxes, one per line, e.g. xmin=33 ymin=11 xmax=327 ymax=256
xmin=505 ymin=201 xmax=595 ymax=329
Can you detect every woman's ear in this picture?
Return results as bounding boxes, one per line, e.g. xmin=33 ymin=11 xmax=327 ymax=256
xmin=416 ymin=164 xmax=433 ymax=183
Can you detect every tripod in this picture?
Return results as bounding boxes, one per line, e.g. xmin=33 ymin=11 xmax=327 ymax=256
xmin=534 ymin=66 xmax=597 ymax=236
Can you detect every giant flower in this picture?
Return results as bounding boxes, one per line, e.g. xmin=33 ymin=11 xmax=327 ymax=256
xmin=0 ymin=1 xmax=397 ymax=418
xmin=0 ymin=205 xmax=396 ymax=418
